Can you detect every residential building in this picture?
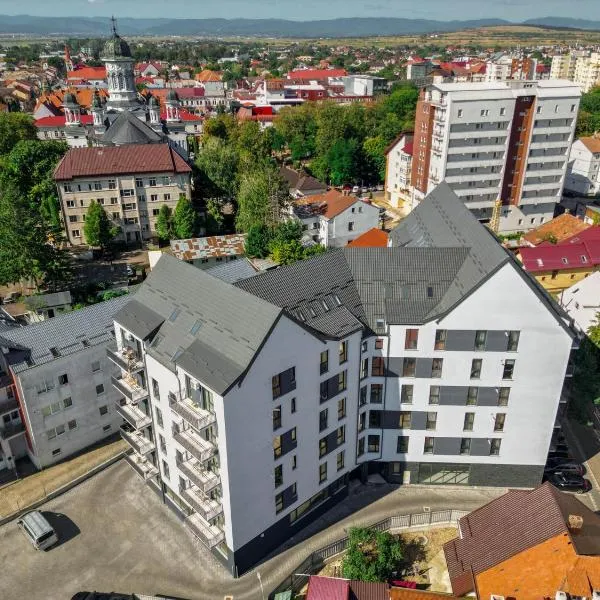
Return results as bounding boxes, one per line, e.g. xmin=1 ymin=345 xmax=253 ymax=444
xmin=573 ymin=52 xmax=600 ymax=93
xmin=521 ymin=213 xmax=591 ymax=246
xmin=170 ymin=234 xmax=246 ymax=270
xmin=550 ymin=53 xmax=581 ymax=81
xmin=114 ymin=183 xmax=574 ymax=577
xmin=22 ymin=291 xmax=72 ymax=323
xmin=54 ymin=143 xmax=192 ymax=246
xmin=0 ymin=296 xmax=129 ymax=470
xmin=406 ymin=59 xmax=434 ymax=87
xmin=307 ymin=576 xmax=388 ymax=600
xmin=339 ymin=75 xmax=387 ymax=96
xmin=560 ymin=271 xmax=600 ymax=335
xmin=291 ymin=190 xmax=380 ymax=247
xmin=485 ymin=55 xmax=537 ymax=83
xmin=444 ymin=482 xmax=600 ymax=600
xmin=565 ymin=136 xmax=600 ymax=197
xmin=280 ymin=166 xmax=328 ymax=198
xmin=518 ymin=226 xmax=600 ymax=294
xmin=410 ymin=80 xmax=580 ymax=232
xmin=384 ymin=134 xmax=413 ymax=208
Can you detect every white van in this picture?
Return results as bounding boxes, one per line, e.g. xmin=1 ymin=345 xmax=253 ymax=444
xmin=17 ymin=510 xmax=58 ymax=550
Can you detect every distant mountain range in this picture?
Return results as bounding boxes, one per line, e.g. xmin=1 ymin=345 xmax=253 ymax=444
xmin=1 ymin=15 xmax=600 ymax=38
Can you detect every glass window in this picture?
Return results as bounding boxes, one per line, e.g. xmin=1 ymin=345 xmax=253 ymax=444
xmin=155 ymin=407 xmax=163 ymax=428
xmin=359 ymin=386 xmax=367 ymax=406
xmin=91 ymin=361 xmax=100 ymax=372
xmin=339 ymin=341 xmax=348 ymax=364
xmin=494 ymin=413 xmax=506 ymax=432
xmin=405 ymin=329 xmax=419 ymax=350
xmin=319 ymin=408 xmax=328 ymax=432
xmin=99 ymin=405 xmax=108 ymax=416
xmin=337 ymin=397 xmax=346 ymax=420
xmin=429 ymin=386 xmax=440 ymax=405
xmin=319 ymin=438 xmax=327 ymax=457
xmin=96 ymin=384 xmax=104 ymax=395
xmin=368 ymin=435 xmax=380 ymax=453
xmin=358 ymin=412 xmax=366 ymax=432
xmin=337 ymin=450 xmax=345 ymax=471
xmin=369 ymin=411 xmax=381 ymax=428
xmin=58 ymin=373 xmax=69 ymax=385
xmin=397 ymin=436 xmax=409 ymax=453
xmin=431 ymin=358 xmax=443 ymax=378
xmin=426 ymin=412 xmax=437 ymax=431
xmin=63 ymin=397 xmax=73 ymax=409
xmin=498 ymin=387 xmax=510 ymax=406
xmin=319 ymin=462 xmax=327 ymax=483
xmin=467 ymin=387 xmax=478 ymax=406
xmin=471 ymin=359 xmax=482 ymax=379
xmin=372 ymin=357 xmax=385 ymax=376
xmin=401 ymin=385 xmax=413 ymax=404
xmin=490 ymin=439 xmax=501 ymax=455
xmin=291 ymin=397 xmax=296 ymax=413
xmin=403 ymin=358 xmax=416 ymax=377
xmin=503 ymin=360 xmax=515 ymax=380
xmin=292 ymin=455 xmax=297 ymax=470
xmin=275 ymin=492 xmax=284 ymax=513
xmin=337 ymin=425 xmax=345 ymax=445
xmin=460 ymin=438 xmax=471 ymax=455
xmin=273 ymin=436 xmax=282 ymax=459
xmin=507 ymin=331 xmax=520 ymax=352
xmin=320 ymin=350 xmax=329 ymax=374
xmin=361 ymin=341 xmax=368 ymax=352
xmin=434 ymin=329 xmax=447 ymax=350
xmin=272 ymin=374 xmax=281 ymax=398
xmin=399 ymin=411 xmax=411 ymax=429
xmin=463 ymin=412 xmax=475 ymax=431
xmin=360 ymin=358 xmax=369 ymax=379
xmin=370 ymin=384 xmax=383 ymax=404
xmin=424 ymin=437 xmax=434 ymax=454
xmin=357 ymin=437 xmax=365 ymax=456
xmin=474 ymin=330 xmax=487 ymax=350
xmin=338 ymin=371 xmax=347 ymax=392
xmin=273 ymin=406 xmax=282 ymax=430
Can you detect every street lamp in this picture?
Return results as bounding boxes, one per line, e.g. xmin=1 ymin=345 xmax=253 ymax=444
xmin=257 ymin=571 xmax=265 ymax=600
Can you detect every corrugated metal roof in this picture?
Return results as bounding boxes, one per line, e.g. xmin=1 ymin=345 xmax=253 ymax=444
xmin=205 ymin=258 xmax=258 ymax=284
xmin=307 ymin=576 xmax=349 ymax=600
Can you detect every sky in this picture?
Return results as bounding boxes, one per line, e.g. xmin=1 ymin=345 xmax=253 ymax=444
xmin=0 ymin=0 xmax=599 ymax=21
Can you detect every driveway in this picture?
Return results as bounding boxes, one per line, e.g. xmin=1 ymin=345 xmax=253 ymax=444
xmin=0 ymin=460 xmax=504 ymax=600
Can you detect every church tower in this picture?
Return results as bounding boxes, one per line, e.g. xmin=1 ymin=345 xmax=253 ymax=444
xmin=148 ymin=94 xmax=161 ymax=127
xmin=63 ymin=92 xmax=81 ymax=126
xmin=64 ymin=45 xmax=73 ymax=73
xmin=91 ymin=91 xmax=105 ymax=132
xmin=101 ymin=17 xmax=138 ymax=111
xmin=165 ymin=89 xmax=181 ymax=122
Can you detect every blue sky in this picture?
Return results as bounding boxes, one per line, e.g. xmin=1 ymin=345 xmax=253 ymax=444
xmin=0 ymin=0 xmax=599 ymax=21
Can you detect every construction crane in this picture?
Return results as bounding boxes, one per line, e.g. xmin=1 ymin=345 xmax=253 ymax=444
xmin=489 ymin=198 xmax=503 ymax=234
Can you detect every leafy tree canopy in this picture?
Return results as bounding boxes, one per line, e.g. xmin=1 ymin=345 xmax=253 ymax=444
xmin=0 ymin=112 xmax=37 ymax=157
xmin=172 ymin=195 xmax=198 ymax=239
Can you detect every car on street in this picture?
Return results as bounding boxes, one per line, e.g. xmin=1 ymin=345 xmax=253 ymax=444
xmin=126 ymin=264 xmax=135 ymax=278
xmin=544 ymin=459 xmax=585 ymax=476
xmin=547 ymin=472 xmax=592 ymax=493
xmin=352 ymin=185 xmax=360 ymax=194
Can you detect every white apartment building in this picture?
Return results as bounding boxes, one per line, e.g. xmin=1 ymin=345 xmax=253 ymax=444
xmin=411 ymin=80 xmax=580 ymax=232
xmin=565 ymin=137 xmax=600 ymax=196
xmin=484 ymin=55 xmax=537 ymax=83
xmin=385 ymin=134 xmax=413 ymax=208
xmin=573 ymin=53 xmax=600 ymax=93
xmin=550 ymin=54 xmax=579 ymax=80
xmin=54 ymin=143 xmax=192 ymax=245
xmin=0 ymin=296 xmax=129 ymax=470
xmin=113 ymin=183 xmax=575 ymax=577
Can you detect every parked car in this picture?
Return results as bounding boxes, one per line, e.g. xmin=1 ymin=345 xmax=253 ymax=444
xmin=545 ymin=459 xmax=585 ymax=475
xmin=17 ymin=510 xmax=58 ymax=550
xmin=548 ymin=472 xmax=591 ymax=493
xmin=352 ymin=185 xmax=360 ymax=194
xmin=548 ymin=449 xmax=572 ymax=461
xmin=126 ymin=264 xmax=135 ymax=278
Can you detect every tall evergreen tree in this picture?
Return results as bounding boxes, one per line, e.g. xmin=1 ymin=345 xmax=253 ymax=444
xmin=172 ymin=195 xmax=197 ymax=239
xmin=83 ymin=201 xmax=118 ymax=249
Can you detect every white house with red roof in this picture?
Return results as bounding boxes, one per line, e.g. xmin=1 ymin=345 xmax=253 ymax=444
xmin=565 ymin=136 xmax=600 ymax=197
xmin=385 ymin=133 xmax=414 ymax=209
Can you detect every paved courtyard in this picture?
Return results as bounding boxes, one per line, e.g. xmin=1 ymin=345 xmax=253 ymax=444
xmin=0 ymin=459 xmax=504 ymax=600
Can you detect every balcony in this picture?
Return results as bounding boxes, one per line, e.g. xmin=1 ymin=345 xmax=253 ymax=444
xmin=177 ymin=457 xmax=220 ymax=493
xmin=120 ymin=425 xmax=155 ymax=455
xmin=0 ymin=421 xmax=25 ymax=441
xmin=106 ymin=343 xmax=144 ymax=373
xmin=115 ymin=400 xmax=152 ymax=430
xmin=180 ymin=484 xmax=223 ymax=521
xmin=185 ymin=513 xmax=225 ymax=549
xmin=173 ymin=427 xmax=217 ymax=463
xmin=0 ymin=397 xmax=18 ymax=416
xmin=169 ymin=392 xmax=216 ymax=432
xmin=111 ymin=374 xmax=148 ymax=404
xmin=125 ymin=452 xmax=159 ymax=481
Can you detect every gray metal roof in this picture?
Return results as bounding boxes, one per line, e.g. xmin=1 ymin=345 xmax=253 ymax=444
xmin=23 ymin=291 xmax=72 ymax=310
xmin=113 ymin=298 xmax=165 ymax=341
xmin=101 ymin=111 xmax=164 ymax=146
xmin=117 ymin=254 xmax=281 ymax=395
xmin=205 ymin=258 xmax=258 ymax=284
xmin=2 ymin=295 xmax=130 ymax=373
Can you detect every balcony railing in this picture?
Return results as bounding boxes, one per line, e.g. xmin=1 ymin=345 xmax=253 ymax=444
xmin=0 ymin=397 xmax=19 ymax=416
xmin=0 ymin=421 xmax=25 ymax=440
xmin=185 ymin=513 xmax=225 ymax=549
xmin=111 ymin=374 xmax=149 ymax=404
xmin=173 ymin=427 xmax=217 ymax=463
xmin=115 ymin=401 xmax=152 ymax=430
xmin=125 ymin=452 xmax=159 ymax=481
xmin=120 ymin=426 xmax=155 ymax=455
xmin=106 ymin=343 xmax=144 ymax=373
xmin=180 ymin=485 xmax=223 ymax=521
xmin=177 ymin=457 xmax=220 ymax=493
xmin=169 ymin=392 xmax=216 ymax=432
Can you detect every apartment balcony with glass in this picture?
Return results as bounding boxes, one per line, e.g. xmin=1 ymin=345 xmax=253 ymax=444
xmin=168 ymin=391 xmax=216 ymax=433
xmin=177 ymin=456 xmax=220 ymax=493
xmin=173 ymin=425 xmax=217 ymax=463
xmin=111 ymin=373 xmax=149 ymax=404
xmin=180 ymin=484 xmax=223 ymax=521
xmin=185 ymin=513 xmax=225 ymax=548
xmin=120 ymin=424 xmax=155 ymax=455
xmin=106 ymin=342 xmax=144 ymax=373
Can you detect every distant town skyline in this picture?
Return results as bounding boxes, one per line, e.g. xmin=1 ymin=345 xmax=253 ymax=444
xmin=0 ymin=0 xmax=599 ymax=22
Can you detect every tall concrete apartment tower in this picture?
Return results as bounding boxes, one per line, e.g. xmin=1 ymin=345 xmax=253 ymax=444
xmin=410 ymin=80 xmax=581 ymax=233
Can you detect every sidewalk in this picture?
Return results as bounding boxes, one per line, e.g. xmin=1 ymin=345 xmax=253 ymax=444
xmin=0 ymin=438 xmax=127 ymax=518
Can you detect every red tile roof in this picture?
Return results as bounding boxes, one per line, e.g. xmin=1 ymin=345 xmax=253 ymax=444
xmin=307 ymin=576 xmax=350 ymax=600
xmin=159 ymin=109 xmax=202 ymax=122
xmin=67 ymin=66 xmax=106 ymax=81
xmin=402 ymin=142 xmax=413 ymax=156
xmin=54 ymin=144 xmax=191 ymax=181
xmin=295 ymin=189 xmax=360 ymax=219
xmin=287 ymin=68 xmax=347 ymax=80
xmin=35 ymin=115 xmax=94 ymax=127
xmin=389 ymin=588 xmax=459 ymax=600
xmin=347 ymin=228 xmax=388 ymax=247
xmin=522 ymin=213 xmax=591 ymax=246
xmin=579 ymin=137 xmax=600 ymax=154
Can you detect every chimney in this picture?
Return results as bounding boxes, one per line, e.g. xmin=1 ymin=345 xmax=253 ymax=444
xmin=568 ymin=514 xmax=584 ymax=531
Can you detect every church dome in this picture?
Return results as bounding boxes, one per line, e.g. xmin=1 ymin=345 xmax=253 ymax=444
xmin=166 ymin=89 xmax=179 ymax=103
xmin=102 ymin=33 xmax=132 ymax=60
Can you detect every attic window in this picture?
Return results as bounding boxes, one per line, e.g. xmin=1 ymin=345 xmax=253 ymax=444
xmin=296 ymin=310 xmax=306 ymax=322
xmin=376 ymin=318 xmax=385 ymax=330
xmin=171 ymin=347 xmax=184 ymax=362
xmin=309 ymin=305 xmax=317 ymax=318
xmin=427 ymin=286 xmax=434 ymax=298
xmin=190 ymin=319 xmax=203 ymax=335
xmin=49 ymin=347 xmax=61 ymax=358
xmin=561 ymin=257 xmax=568 ymax=264
xmin=536 ymin=258 xmax=544 ymax=267
xmin=333 ymin=294 xmax=342 ymax=306
xmin=169 ymin=308 xmax=181 ymax=322
xmin=581 ymin=255 xmax=588 ymax=263
xmin=321 ymin=299 xmax=330 ymax=312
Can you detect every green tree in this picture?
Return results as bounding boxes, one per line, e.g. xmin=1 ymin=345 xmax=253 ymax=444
xmin=270 ymin=239 xmax=306 ymax=265
xmin=195 ymin=137 xmax=239 ymax=199
xmin=245 ymin=224 xmax=272 ymax=258
xmin=341 ymin=528 xmax=404 ymax=583
xmin=303 ymin=244 xmax=327 ymax=259
xmin=363 ymin=136 xmax=388 ymax=183
xmin=205 ymin=198 xmax=225 ymax=234
xmin=83 ymin=200 xmax=119 ymax=249
xmin=0 ymin=112 xmax=37 ymax=156
xmin=589 ymin=312 xmax=600 ymax=348
xmin=155 ymin=204 xmax=173 ymax=242
xmin=172 ymin=195 xmax=197 ymax=239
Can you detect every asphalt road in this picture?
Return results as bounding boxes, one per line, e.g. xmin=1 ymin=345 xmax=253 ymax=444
xmin=0 ymin=460 xmax=504 ymax=600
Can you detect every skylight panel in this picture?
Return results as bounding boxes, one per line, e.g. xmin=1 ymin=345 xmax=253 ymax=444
xmin=169 ymin=307 xmax=181 ymax=322
xmin=190 ymin=319 xmax=203 ymax=335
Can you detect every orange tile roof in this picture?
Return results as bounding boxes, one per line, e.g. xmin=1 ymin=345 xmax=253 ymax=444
xmin=295 ymin=189 xmax=359 ymax=220
xmin=347 ymin=228 xmax=388 ymax=247
xmin=195 ymin=69 xmax=222 ymax=82
xmin=522 ymin=213 xmax=590 ymax=246
xmin=67 ymin=66 xmax=106 ymax=81
xmin=579 ymin=136 xmax=600 ymax=154
xmin=389 ymin=588 xmax=459 ymax=600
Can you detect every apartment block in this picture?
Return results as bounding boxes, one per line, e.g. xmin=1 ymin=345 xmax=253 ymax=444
xmin=54 ymin=143 xmax=192 ymax=245
xmin=113 ymin=183 xmax=574 ymax=577
xmin=410 ymin=80 xmax=580 ymax=232
xmin=573 ymin=53 xmax=600 ymax=93
xmin=565 ymin=136 xmax=600 ymax=196
xmin=550 ymin=54 xmax=579 ymax=81
xmin=384 ymin=134 xmax=413 ymax=209
xmin=0 ymin=296 xmax=129 ymax=470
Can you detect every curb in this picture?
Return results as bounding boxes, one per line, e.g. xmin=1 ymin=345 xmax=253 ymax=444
xmin=0 ymin=451 xmax=126 ymax=527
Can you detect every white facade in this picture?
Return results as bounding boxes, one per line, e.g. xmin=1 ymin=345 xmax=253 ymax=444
xmin=418 ymin=80 xmax=580 ymax=232
xmin=573 ymin=53 xmax=600 ymax=93
xmin=565 ymin=139 xmax=600 ymax=196
xmin=385 ymin=134 xmax=413 ymax=208
xmin=560 ymin=271 xmax=600 ymax=335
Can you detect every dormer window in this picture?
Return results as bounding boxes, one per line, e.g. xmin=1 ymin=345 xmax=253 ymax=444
xmin=581 ymin=255 xmax=588 ymax=263
xmin=561 ymin=257 xmax=568 ymax=264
